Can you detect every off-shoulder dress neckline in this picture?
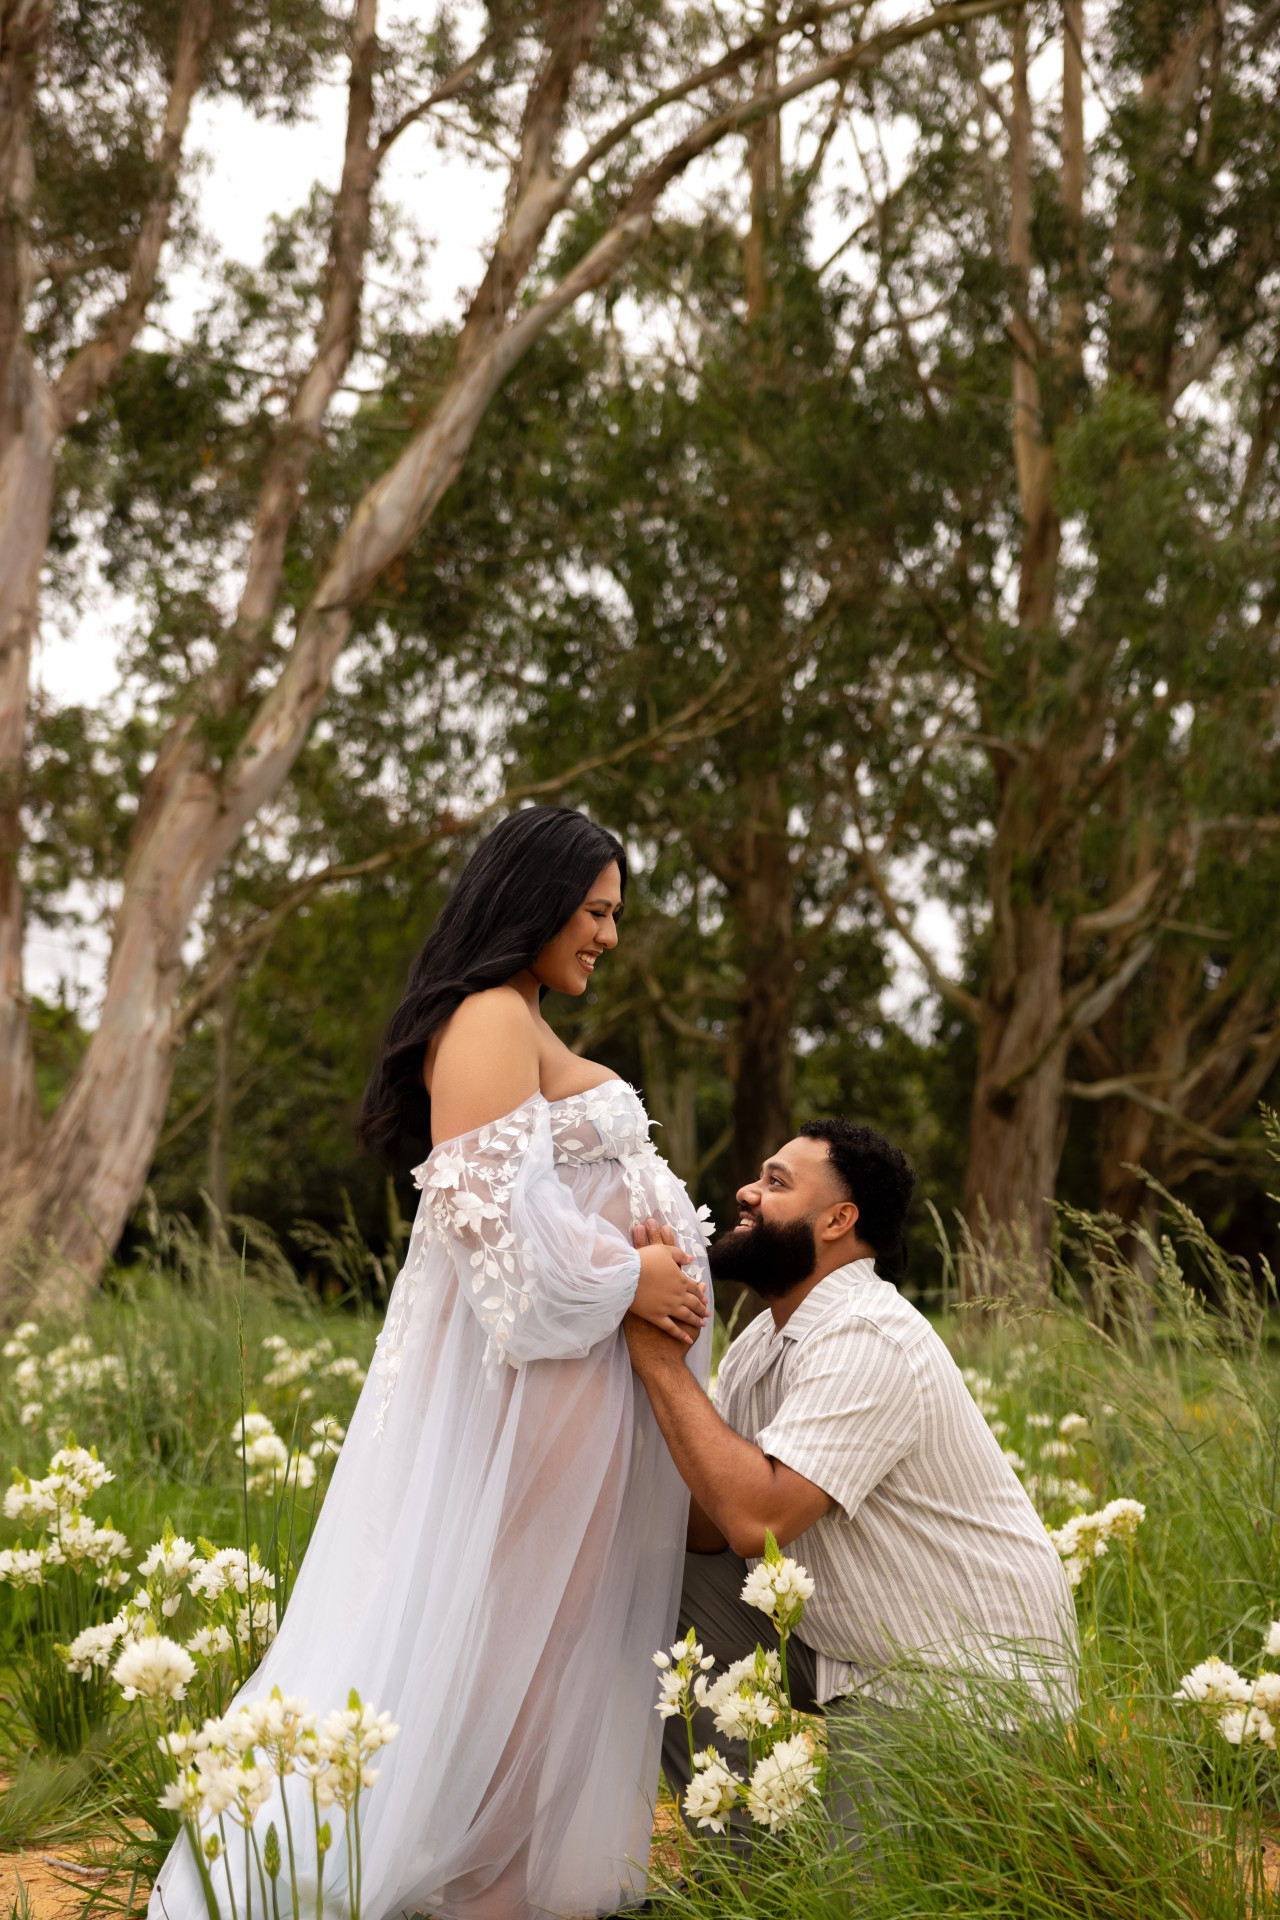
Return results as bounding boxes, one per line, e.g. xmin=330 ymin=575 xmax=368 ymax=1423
xmin=426 ymin=1080 xmax=638 ymax=1157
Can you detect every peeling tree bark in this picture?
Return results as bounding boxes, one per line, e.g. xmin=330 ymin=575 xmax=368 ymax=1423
xmin=0 ymin=0 xmax=214 ymax=1171
xmin=962 ymin=2 xmax=1087 ymax=1272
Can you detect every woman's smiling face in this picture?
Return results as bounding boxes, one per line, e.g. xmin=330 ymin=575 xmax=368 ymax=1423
xmin=530 ymin=861 xmax=624 ymax=995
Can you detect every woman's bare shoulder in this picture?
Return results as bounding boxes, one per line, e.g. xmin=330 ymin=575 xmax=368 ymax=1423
xmin=429 ymin=988 xmax=540 ymax=1142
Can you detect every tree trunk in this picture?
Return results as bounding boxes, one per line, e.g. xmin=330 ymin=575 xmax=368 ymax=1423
xmin=0 ymin=361 xmax=54 ymax=1167
xmin=0 ymin=0 xmax=213 ymax=1169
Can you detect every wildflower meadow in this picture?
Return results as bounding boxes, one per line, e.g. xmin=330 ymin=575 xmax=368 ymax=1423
xmin=5 ymin=1167 xmax=1280 ymax=1920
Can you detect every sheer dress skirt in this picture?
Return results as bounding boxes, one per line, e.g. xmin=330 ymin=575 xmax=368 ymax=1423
xmin=148 ymin=1086 xmax=712 ymax=1920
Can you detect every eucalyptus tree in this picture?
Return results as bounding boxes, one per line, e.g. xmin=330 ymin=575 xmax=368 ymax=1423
xmin=0 ymin=0 xmax=342 ymax=1166
xmin=824 ymin=0 xmax=1280 ymax=1272
xmin=4 ymin=0 xmax=1024 ymax=1307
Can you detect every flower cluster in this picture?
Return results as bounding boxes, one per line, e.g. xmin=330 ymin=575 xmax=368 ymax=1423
xmin=1 ymin=1445 xmax=131 ymax=1591
xmin=260 ymin=1334 xmax=366 ymax=1399
xmin=1047 ymin=1497 xmax=1145 ymax=1588
xmin=695 ymin=1650 xmax=783 ymax=1740
xmin=3 ymin=1324 xmax=129 ymax=1433
xmin=653 ymin=1629 xmax=715 ymax=1720
xmin=233 ymin=1412 xmax=318 ymax=1495
xmin=143 ymin=1681 xmax=396 ymax=1920
xmin=1176 ymin=1621 xmax=1280 ymax=1752
xmin=743 ymin=1730 xmax=823 ymax=1828
xmin=654 ymin=1535 xmax=823 ymax=1838
xmin=57 ymin=1517 xmax=280 ymax=1694
xmin=740 ymin=1553 xmax=815 ymax=1636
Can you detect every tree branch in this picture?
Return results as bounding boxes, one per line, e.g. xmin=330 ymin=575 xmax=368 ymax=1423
xmin=1064 ymin=1074 xmax=1264 ymax=1159
xmin=851 ymin=819 xmax=981 ymax=1022
xmin=177 ymin=674 xmax=745 ymax=1035
xmin=52 ymin=0 xmax=215 ymax=429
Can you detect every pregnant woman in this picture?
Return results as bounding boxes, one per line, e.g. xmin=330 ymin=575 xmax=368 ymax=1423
xmin=148 ymin=805 xmax=712 ymax=1920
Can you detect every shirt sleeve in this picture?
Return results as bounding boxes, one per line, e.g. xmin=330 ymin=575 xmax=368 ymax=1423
xmin=754 ymin=1320 xmax=918 ymax=1521
xmin=415 ymin=1096 xmax=641 ymax=1376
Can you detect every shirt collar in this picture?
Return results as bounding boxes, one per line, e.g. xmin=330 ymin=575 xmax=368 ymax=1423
xmin=776 ymin=1255 xmax=881 ymax=1344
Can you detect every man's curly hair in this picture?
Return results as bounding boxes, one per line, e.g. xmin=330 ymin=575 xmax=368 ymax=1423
xmin=798 ymin=1118 xmax=916 ymax=1265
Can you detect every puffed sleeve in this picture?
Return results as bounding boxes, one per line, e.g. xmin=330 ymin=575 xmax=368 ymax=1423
xmin=415 ymin=1095 xmax=641 ymax=1377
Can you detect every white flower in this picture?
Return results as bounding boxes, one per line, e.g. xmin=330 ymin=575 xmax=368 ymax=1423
xmin=49 ymin=1447 xmax=114 ymax=1500
xmin=1059 ymin=1414 xmax=1090 ymax=1440
xmin=1175 ymin=1658 xmax=1252 ymax=1707
xmin=160 ymin=1726 xmax=210 ymax=1763
xmin=188 ymin=1548 xmax=274 ymax=1601
xmin=1097 ymin=1497 xmax=1145 ymax=1541
xmin=18 ymin=1401 xmax=43 ymax=1428
xmin=1026 ymin=1412 xmax=1055 ymax=1429
xmin=4 ymin=1476 xmax=58 ymax=1526
xmin=140 ymin=1535 xmax=198 ymax=1602
xmin=0 ymin=1546 xmax=47 ymax=1587
xmin=288 ymin=1451 xmax=317 ymax=1491
xmin=1003 ymin=1448 xmax=1028 ymax=1472
xmin=323 ymin=1358 xmax=364 ymax=1385
xmin=1039 ymin=1439 xmax=1076 ymax=1462
xmin=1262 ymin=1621 xmax=1280 ymax=1660
xmin=695 ymin=1203 xmax=716 ymax=1243
xmin=744 ymin=1731 xmax=821 ymax=1828
xmin=63 ymin=1620 xmax=125 ymax=1678
xmin=655 ymin=1669 xmax=687 ymax=1720
xmin=1219 ymin=1706 xmax=1276 ymax=1748
xmin=187 ymin=1625 xmax=233 ymax=1661
xmin=684 ymin=1751 xmax=741 ymax=1831
xmin=711 ymin=1686 xmax=780 ymax=1740
xmin=308 ymin=1418 xmax=346 ymax=1460
xmin=159 ymin=1769 xmax=203 ymax=1817
xmin=112 ymin=1635 xmax=196 ymax=1701
xmin=58 ymin=1517 xmax=131 ymax=1576
xmin=741 ymin=1555 xmax=815 ymax=1630
xmin=235 ymin=1598 xmax=279 ymax=1649
xmin=1248 ymin=1672 xmax=1280 ymax=1721
xmin=235 ymin=1411 xmax=277 ymax=1442
xmin=986 ymin=1418 xmax=1009 ymax=1438
xmin=3 ymin=1321 xmax=40 ymax=1358
xmin=310 ymin=1696 xmax=399 ymax=1808
xmin=242 ymin=1689 xmax=315 ymax=1773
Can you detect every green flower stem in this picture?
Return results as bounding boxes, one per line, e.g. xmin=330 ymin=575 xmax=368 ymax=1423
xmin=219 ymin=1817 xmax=240 ymax=1920
xmin=279 ymin=1778 xmax=301 ymax=1920
xmin=312 ymin=1784 xmax=325 ymax=1920
xmin=251 ymin=1823 xmax=271 ymax=1920
xmin=353 ymin=1781 xmax=365 ymax=1920
xmin=184 ymin=1818 xmax=224 ymax=1920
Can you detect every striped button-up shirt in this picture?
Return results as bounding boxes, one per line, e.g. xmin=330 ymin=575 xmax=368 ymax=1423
xmin=714 ymin=1259 xmax=1078 ymax=1707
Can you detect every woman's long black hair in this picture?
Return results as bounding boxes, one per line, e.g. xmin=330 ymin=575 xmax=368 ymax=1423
xmin=358 ymin=806 xmax=627 ymax=1165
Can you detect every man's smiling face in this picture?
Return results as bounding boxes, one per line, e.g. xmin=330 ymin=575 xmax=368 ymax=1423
xmin=707 ymin=1136 xmax=851 ymax=1298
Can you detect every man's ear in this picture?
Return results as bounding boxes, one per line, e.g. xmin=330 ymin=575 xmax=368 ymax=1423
xmin=820 ymin=1200 xmax=860 ymax=1243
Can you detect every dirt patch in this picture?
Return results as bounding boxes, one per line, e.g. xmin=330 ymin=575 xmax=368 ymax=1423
xmin=0 ymin=1847 xmax=149 ymax=1920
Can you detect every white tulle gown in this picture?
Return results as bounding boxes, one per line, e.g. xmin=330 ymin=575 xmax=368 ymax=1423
xmin=148 ymin=1081 xmax=712 ymax=1920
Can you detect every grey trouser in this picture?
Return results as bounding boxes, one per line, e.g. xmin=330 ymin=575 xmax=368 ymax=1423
xmin=661 ymin=1548 xmax=902 ymax=1855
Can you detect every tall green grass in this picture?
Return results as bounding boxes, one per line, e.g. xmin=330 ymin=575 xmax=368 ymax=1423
xmin=5 ymin=1187 xmax=1280 ymax=1915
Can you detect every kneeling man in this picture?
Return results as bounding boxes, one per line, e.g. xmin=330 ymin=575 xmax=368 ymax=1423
xmin=626 ymin=1119 xmax=1077 ymax=1839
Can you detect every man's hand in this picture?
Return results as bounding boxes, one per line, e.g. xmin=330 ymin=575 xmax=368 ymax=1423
xmin=623 ymin=1309 xmax=689 ymax=1375
xmin=623 ymin=1225 xmax=835 ymax=1558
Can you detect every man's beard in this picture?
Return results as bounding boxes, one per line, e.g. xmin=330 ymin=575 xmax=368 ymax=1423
xmin=707 ymin=1213 xmax=817 ymax=1299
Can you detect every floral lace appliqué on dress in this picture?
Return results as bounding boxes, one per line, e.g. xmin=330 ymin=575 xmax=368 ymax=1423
xmin=374 ymin=1083 xmax=708 ymax=1424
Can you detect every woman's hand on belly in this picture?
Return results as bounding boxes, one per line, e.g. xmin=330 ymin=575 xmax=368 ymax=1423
xmin=630 ymin=1217 xmax=709 ymax=1345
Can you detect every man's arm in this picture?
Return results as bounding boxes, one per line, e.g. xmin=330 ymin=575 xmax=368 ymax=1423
xmin=624 ymin=1314 xmax=833 ymax=1558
